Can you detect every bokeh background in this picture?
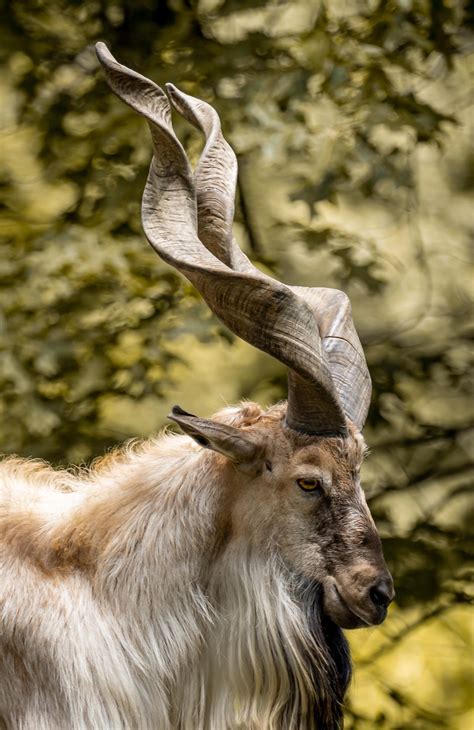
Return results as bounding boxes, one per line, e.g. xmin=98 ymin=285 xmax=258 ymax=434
xmin=1 ymin=0 xmax=473 ymax=726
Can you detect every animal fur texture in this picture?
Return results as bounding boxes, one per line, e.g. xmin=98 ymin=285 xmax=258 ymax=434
xmin=0 ymin=402 xmax=387 ymax=729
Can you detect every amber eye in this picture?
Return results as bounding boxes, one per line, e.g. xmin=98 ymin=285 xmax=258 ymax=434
xmin=297 ymin=477 xmax=324 ymax=492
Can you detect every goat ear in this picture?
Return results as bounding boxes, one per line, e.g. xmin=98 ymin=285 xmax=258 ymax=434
xmin=168 ymin=405 xmax=264 ymax=473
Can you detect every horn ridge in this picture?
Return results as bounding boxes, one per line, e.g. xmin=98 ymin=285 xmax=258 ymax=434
xmin=165 ymin=83 xmax=252 ymax=274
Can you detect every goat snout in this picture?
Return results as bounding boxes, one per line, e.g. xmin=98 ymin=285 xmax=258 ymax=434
xmin=323 ymin=565 xmax=394 ymax=629
xmin=362 ymin=569 xmax=395 ymax=625
xmin=369 ymin=574 xmax=395 ymax=610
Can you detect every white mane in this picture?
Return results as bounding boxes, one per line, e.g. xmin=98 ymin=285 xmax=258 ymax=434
xmin=0 ymin=425 xmax=344 ymax=729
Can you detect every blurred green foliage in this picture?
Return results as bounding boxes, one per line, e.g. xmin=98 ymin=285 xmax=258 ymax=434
xmin=0 ymin=0 xmax=472 ymax=727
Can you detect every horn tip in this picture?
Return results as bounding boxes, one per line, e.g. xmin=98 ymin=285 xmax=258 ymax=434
xmin=95 ymin=41 xmax=112 ymax=63
xmin=165 ymin=82 xmax=181 ymax=100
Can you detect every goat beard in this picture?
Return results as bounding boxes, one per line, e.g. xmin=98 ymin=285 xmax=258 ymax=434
xmin=207 ymin=554 xmax=351 ymax=729
xmin=294 ymin=578 xmax=352 ymax=730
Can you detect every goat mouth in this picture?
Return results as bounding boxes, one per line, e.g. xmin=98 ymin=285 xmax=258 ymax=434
xmin=332 ymin=586 xmax=372 ymax=627
xmin=324 ymin=580 xmax=385 ymax=629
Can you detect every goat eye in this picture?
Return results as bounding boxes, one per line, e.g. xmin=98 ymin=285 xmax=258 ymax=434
xmin=296 ymin=477 xmax=323 ymax=492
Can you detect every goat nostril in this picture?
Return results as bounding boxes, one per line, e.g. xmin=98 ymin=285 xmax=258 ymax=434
xmin=369 ymin=582 xmax=393 ymax=609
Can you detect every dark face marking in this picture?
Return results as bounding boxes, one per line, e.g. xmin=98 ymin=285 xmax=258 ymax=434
xmin=277 ymin=435 xmax=394 ymax=628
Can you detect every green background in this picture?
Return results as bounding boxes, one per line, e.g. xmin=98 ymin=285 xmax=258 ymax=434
xmin=1 ymin=1 xmax=472 ymax=726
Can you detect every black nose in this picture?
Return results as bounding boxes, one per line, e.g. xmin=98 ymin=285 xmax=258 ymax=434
xmin=369 ymin=577 xmax=395 ymax=609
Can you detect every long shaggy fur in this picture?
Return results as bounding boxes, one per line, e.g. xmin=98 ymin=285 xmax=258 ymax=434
xmin=0 ymin=406 xmax=350 ymax=729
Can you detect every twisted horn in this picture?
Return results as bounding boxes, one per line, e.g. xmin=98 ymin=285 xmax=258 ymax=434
xmin=163 ymin=83 xmax=371 ymax=430
xmin=96 ymin=43 xmax=371 ymax=434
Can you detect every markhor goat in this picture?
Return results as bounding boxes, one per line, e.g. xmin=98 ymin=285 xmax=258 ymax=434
xmin=0 ymin=45 xmax=394 ymax=730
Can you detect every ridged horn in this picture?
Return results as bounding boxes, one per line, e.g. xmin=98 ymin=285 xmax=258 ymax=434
xmin=96 ymin=42 xmax=371 ymax=435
